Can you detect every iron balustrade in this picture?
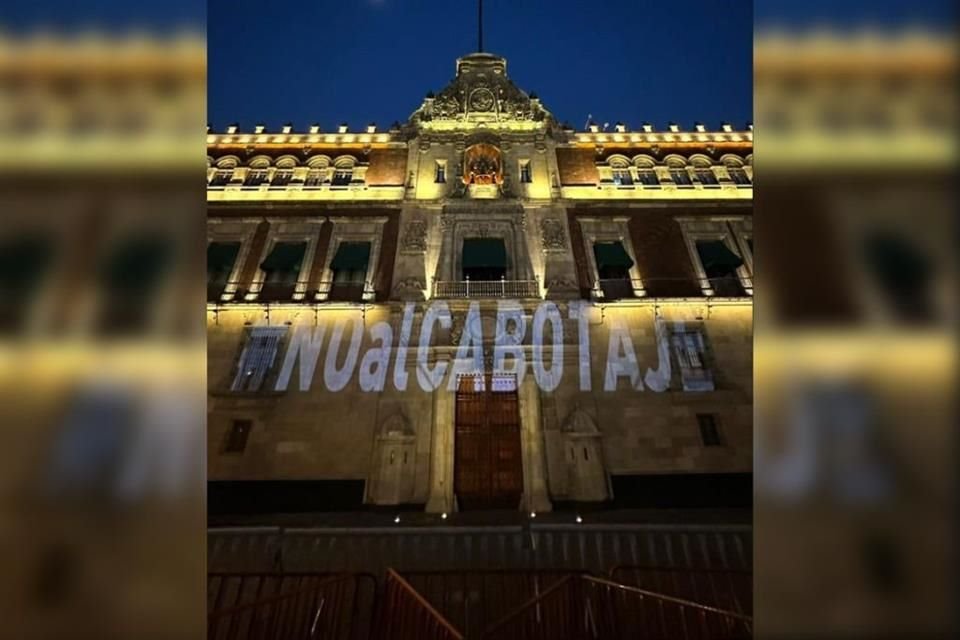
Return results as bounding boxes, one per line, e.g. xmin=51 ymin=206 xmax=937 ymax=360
xmin=433 ymin=277 xmax=540 ymax=299
xmin=593 ymin=278 xmax=646 ymax=301
xmin=207 ymin=280 xmax=375 ymax=304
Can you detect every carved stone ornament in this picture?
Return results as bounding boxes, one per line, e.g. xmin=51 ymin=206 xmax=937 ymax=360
xmin=469 ymin=88 xmax=496 ymax=112
xmin=545 ymin=277 xmax=578 ymax=291
xmin=540 ymin=218 xmax=567 ymax=252
xmin=391 ymin=277 xmax=426 ymax=300
xmin=410 ymin=53 xmax=551 ymax=127
xmin=400 ymin=219 xmax=428 ymax=254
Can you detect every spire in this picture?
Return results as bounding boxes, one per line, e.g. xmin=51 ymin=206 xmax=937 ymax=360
xmin=478 ymin=0 xmax=484 ymax=52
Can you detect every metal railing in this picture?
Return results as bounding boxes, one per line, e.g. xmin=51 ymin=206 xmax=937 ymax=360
xmin=207 ymin=572 xmax=376 ymax=640
xmin=208 ymin=280 xmax=375 ymax=304
xmin=608 ymin=565 xmax=752 ymax=617
xmin=374 ymin=569 xmax=465 ymax=640
xmin=592 ymin=278 xmax=646 ymax=301
xmin=583 ymin=576 xmax=753 ymax=640
xmin=433 ymin=277 xmax=540 ymax=299
xmin=482 ymin=574 xmax=753 ymax=640
xmin=399 ymin=569 xmax=578 ymax=639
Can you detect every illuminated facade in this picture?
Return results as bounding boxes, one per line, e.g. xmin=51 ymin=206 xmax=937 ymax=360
xmin=207 ymin=52 xmax=753 ymax=514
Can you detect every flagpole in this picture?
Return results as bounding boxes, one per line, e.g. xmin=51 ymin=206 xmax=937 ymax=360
xmin=478 ymin=0 xmax=484 ymax=52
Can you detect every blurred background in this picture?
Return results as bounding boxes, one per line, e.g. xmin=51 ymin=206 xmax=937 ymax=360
xmin=0 ymin=10 xmax=206 ymax=639
xmin=0 ymin=1 xmax=956 ymax=638
xmin=754 ymin=1 xmax=957 ymax=637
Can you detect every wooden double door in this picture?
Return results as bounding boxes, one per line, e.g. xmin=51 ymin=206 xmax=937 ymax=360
xmin=454 ymin=375 xmax=523 ymax=510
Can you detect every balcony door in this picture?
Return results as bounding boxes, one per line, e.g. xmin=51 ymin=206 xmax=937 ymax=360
xmin=461 ymin=238 xmax=506 ymax=282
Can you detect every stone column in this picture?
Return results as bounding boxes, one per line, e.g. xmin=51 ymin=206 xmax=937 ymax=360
xmin=518 ymin=372 xmax=553 ymax=513
xmin=425 ymin=358 xmax=456 ymax=513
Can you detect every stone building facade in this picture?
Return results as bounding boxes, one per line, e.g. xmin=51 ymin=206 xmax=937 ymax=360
xmin=207 ymin=52 xmax=753 ymax=514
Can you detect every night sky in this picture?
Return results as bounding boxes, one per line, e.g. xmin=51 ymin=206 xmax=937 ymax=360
xmin=207 ymin=0 xmax=754 ymax=133
xmin=2 ymin=1 xmax=953 ymax=133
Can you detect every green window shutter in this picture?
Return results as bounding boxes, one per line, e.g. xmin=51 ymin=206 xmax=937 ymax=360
xmin=260 ymin=242 xmax=306 ymax=273
xmin=593 ymin=241 xmax=634 ymax=269
xmin=330 ymin=241 xmax=372 ymax=271
xmin=461 ymin=238 xmax=507 ymax=269
xmin=207 ymin=241 xmax=240 ymax=282
xmin=101 ymin=235 xmax=172 ymax=293
xmin=0 ymin=235 xmax=53 ymax=295
xmin=695 ymin=240 xmax=743 ymax=274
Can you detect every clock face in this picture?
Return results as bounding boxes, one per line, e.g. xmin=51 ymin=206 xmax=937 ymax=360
xmin=469 ymin=88 xmax=495 ymax=112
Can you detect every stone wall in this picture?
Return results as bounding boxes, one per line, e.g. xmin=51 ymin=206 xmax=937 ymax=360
xmin=207 ymin=298 xmax=752 ymax=507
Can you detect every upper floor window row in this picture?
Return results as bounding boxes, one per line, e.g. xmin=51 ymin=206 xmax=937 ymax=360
xmin=207 ymin=154 xmax=365 ymax=188
xmin=598 ymin=153 xmax=752 ymax=188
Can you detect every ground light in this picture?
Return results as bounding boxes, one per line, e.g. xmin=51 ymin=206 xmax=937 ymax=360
xmin=529 ymin=511 xmax=536 ymax=519
xmin=441 ymin=512 xmax=448 ymax=520
xmin=394 ymin=515 xmax=401 ymax=524
xmin=575 ymin=515 xmax=583 ymax=523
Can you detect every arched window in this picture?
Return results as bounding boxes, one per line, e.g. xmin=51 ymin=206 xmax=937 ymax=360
xmin=609 ymin=156 xmax=633 ymax=186
xmin=332 ymin=157 xmax=356 ymax=186
xmin=633 ymin=155 xmax=660 ymax=187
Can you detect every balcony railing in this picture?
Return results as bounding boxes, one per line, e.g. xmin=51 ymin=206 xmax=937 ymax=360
xmin=207 ymin=280 xmax=375 ymax=304
xmin=433 ymin=277 xmax=540 ymax=299
xmin=592 ymin=278 xmax=646 ymax=301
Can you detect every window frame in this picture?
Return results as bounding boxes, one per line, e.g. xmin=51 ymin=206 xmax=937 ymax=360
xmin=230 ymin=326 xmax=288 ymax=392
xmin=696 ymin=413 xmax=723 ymax=446
xmin=223 ymin=419 xmax=253 ymax=453
xmin=249 ymin=217 xmax=325 ymax=302
xmin=676 ymin=216 xmax=754 ymax=297
xmin=319 ymin=216 xmax=389 ymax=302
xmin=519 ymin=159 xmax=532 ymax=184
xmin=576 ymin=216 xmax=646 ymax=299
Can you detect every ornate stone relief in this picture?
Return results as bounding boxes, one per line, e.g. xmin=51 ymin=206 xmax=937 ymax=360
xmin=410 ymin=53 xmax=551 ymax=127
xmin=545 ymin=277 xmax=579 ymax=292
xmin=391 ymin=277 xmax=425 ymax=298
xmin=400 ymin=219 xmax=428 ymax=254
xmin=540 ymin=218 xmax=567 ymax=252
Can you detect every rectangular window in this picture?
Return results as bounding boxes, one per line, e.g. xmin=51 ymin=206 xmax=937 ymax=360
xmin=435 ymin=161 xmax=446 ymax=183
xmin=271 ymin=169 xmax=293 ymax=187
xmin=696 ymin=414 xmax=723 ymax=446
xmin=224 ymin=419 xmax=253 ymax=453
xmin=670 ymin=169 xmax=693 ymax=186
xmin=331 ymin=168 xmax=353 ymax=186
xmin=329 ymin=241 xmax=372 ymax=301
xmin=671 ymin=329 xmax=714 ymax=391
xmin=695 ymin=168 xmax=719 ymax=186
xmin=612 ymin=167 xmax=634 ymax=186
xmin=519 ymin=160 xmax=532 ymax=184
xmin=207 ymin=241 xmax=241 ymax=302
xmin=695 ymin=239 xmax=745 ymax=297
xmin=593 ymin=241 xmax=635 ymax=300
xmin=728 ymin=167 xmax=751 ymax=185
xmin=243 ymin=169 xmax=269 ymax=187
xmin=304 ymin=168 xmax=325 ymax=187
xmin=637 ymin=169 xmax=660 ymax=186
xmin=259 ymin=241 xmax=307 ymax=301
xmin=209 ymin=169 xmax=233 ymax=187
xmin=231 ymin=327 xmax=287 ymax=392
